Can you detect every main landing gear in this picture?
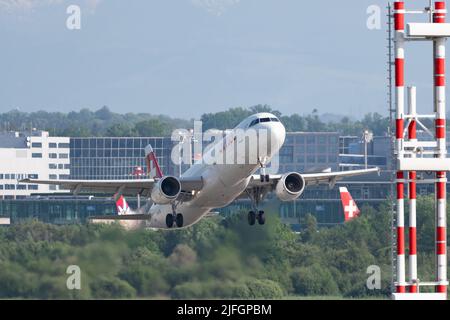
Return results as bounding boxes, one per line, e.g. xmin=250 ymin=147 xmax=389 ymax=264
xmin=248 ymin=210 xmax=265 ymax=226
xmin=166 ymin=203 xmax=184 ymax=228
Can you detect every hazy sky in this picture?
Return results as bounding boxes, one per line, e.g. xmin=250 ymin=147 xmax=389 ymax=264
xmin=0 ymin=0 xmax=439 ymax=118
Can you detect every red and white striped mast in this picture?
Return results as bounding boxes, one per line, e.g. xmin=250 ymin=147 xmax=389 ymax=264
xmin=394 ymin=0 xmax=407 ymax=294
xmin=433 ymin=1 xmax=448 ymax=295
xmin=407 ymin=86 xmax=418 ymax=293
xmin=392 ymin=0 xmax=449 ymax=299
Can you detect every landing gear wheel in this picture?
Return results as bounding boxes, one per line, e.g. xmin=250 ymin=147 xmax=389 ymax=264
xmin=176 ymin=213 xmax=184 ymax=228
xmin=248 ymin=211 xmax=256 ymax=226
xmin=166 ymin=214 xmax=174 ymax=228
xmin=257 ymin=211 xmax=266 ymax=225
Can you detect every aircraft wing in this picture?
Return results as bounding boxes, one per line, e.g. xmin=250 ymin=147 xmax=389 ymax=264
xmin=244 ymin=167 xmax=380 ymax=196
xmin=298 ymin=167 xmax=380 ymax=186
xmin=19 ymin=176 xmax=204 ymax=197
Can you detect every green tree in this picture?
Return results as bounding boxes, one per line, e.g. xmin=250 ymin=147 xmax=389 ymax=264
xmin=91 ymin=277 xmax=136 ymax=299
xmin=105 ymin=123 xmax=137 ymax=137
xmin=291 ymin=265 xmax=340 ymax=296
xmin=246 ymin=279 xmax=284 ymax=299
xmin=301 ymin=214 xmax=318 ymax=242
xmin=134 ymin=119 xmax=171 ymax=137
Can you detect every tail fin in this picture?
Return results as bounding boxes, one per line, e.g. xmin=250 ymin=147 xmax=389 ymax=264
xmin=339 ymin=187 xmax=360 ymax=222
xmin=115 ymin=195 xmax=131 ymax=215
xmin=145 ymin=144 xmax=163 ymax=178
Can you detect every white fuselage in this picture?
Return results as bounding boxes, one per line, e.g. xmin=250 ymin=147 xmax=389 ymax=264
xmin=144 ymin=113 xmax=286 ymax=229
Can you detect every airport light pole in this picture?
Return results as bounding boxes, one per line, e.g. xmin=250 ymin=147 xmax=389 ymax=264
xmin=178 ymin=133 xmax=183 ymax=177
xmin=362 ymin=130 xmax=373 ymax=169
xmin=177 ymin=130 xmax=195 ymax=176
xmin=132 ymin=166 xmax=144 ymax=209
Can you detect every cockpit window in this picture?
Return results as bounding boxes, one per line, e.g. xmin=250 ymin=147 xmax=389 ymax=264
xmin=248 ymin=117 xmax=280 ymax=127
xmin=249 ymin=119 xmax=260 ymax=127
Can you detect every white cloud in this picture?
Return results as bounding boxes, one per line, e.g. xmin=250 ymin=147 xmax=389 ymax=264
xmin=190 ymin=0 xmax=241 ymax=16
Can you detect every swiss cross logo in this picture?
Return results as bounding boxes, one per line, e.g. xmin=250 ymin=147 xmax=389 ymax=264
xmin=345 ymin=200 xmax=358 ymax=218
xmin=339 ymin=187 xmax=360 ymax=222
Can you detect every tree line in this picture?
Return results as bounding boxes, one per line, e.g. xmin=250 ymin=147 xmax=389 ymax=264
xmin=0 ymin=196 xmax=446 ymax=299
xmin=0 ymin=105 xmax=390 ymax=137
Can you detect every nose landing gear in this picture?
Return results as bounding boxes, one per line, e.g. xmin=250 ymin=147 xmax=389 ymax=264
xmin=258 ymin=157 xmax=270 ymax=182
xmin=244 ymin=157 xmax=270 ymax=226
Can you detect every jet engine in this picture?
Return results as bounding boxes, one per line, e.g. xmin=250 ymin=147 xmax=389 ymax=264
xmin=275 ymin=172 xmax=306 ymax=202
xmin=151 ymin=176 xmax=181 ymax=204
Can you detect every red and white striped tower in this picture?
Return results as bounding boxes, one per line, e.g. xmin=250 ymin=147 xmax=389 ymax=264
xmin=433 ymin=1 xmax=448 ymax=295
xmin=407 ymin=86 xmax=418 ymax=293
xmin=396 ymin=171 xmax=406 ymax=292
xmin=394 ymin=0 xmax=407 ymax=293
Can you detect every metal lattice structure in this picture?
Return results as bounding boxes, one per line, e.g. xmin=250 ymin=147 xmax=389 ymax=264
xmin=392 ymin=0 xmax=449 ymax=300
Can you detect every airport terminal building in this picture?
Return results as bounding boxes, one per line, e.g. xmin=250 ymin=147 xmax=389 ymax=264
xmin=0 ymin=130 xmax=70 ymax=200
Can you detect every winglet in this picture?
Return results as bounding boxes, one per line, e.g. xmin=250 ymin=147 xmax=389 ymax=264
xmin=145 ymin=144 xmax=163 ymax=178
xmin=339 ymin=187 xmax=360 ymax=222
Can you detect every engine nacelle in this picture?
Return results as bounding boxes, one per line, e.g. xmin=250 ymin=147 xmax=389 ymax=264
xmin=151 ymin=176 xmax=181 ymax=205
xmin=275 ymin=172 xmax=306 ymax=202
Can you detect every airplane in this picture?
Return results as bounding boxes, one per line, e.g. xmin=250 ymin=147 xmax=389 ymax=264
xmin=339 ymin=187 xmax=360 ymax=222
xmin=21 ymin=113 xmax=379 ymax=230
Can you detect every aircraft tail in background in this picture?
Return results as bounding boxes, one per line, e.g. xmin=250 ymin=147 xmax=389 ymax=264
xmin=115 ymin=195 xmax=132 ymax=215
xmin=339 ymin=187 xmax=360 ymax=222
xmin=145 ymin=144 xmax=163 ymax=179
xmin=87 ymin=194 xmax=148 ymax=230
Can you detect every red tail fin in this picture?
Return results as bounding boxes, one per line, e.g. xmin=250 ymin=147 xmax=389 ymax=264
xmin=115 ymin=195 xmax=131 ymax=215
xmin=339 ymin=187 xmax=360 ymax=222
xmin=145 ymin=144 xmax=163 ymax=178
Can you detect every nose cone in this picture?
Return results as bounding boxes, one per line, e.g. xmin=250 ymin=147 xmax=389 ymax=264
xmin=272 ymin=121 xmax=286 ymax=151
xmin=258 ymin=121 xmax=286 ymax=157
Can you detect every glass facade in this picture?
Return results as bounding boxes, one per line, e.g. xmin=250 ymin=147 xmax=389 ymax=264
xmin=278 ymin=132 xmax=340 ymax=173
xmin=338 ymin=135 xmax=392 ymax=170
xmin=69 ymin=137 xmax=175 ymax=180
xmin=0 ymin=197 xmax=116 ymax=224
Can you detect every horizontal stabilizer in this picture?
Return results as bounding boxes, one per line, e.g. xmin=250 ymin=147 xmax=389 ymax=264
xmin=88 ymin=214 xmax=151 ymax=221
